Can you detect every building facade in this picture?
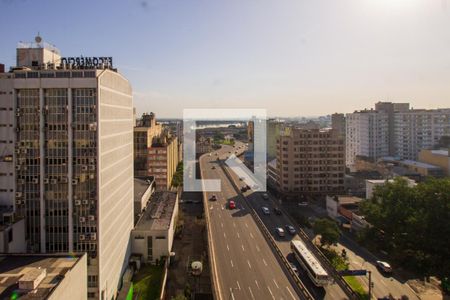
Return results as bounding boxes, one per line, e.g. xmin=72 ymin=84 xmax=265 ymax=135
xmin=133 ymin=113 xmax=162 ymax=177
xmin=148 ymin=135 xmax=179 ymax=190
xmin=345 ymin=110 xmax=389 ymax=168
xmin=275 ymin=127 xmax=345 ymax=197
xmin=346 ymin=102 xmax=450 ymax=168
xmin=0 ymin=38 xmax=134 ymax=299
xmin=419 ymin=149 xmax=450 ymax=176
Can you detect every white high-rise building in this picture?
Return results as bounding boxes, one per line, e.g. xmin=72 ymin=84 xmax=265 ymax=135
xmin=346 ymin=102 xmax=450 ymax=168
xmin=345 ymin=110 xmax=389 ymax=167
xmin=0 ymin=37 xmax=134 ymax=299
xmin=394 ymin=109 xmax=450 ymax=160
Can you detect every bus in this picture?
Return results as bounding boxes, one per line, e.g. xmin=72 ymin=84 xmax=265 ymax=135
xmin=290 ymin=240 xmax=330 ymax=286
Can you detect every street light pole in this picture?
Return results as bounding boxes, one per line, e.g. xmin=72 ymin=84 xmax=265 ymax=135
xmin=368 ymin=270 xmax=372 ymax=299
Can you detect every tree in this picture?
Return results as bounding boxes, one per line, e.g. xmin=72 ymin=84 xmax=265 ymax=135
xmin=360 ymin=177 xmax=450 ymax=279
xmin=313 ymin=218 xmax=341 ymax=247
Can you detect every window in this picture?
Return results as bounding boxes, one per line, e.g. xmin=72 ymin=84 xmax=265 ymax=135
xmin=147 ymin=236 xmax=153 ymax=261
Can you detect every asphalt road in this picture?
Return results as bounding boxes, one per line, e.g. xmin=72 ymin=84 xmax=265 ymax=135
xmin=223 ymin=151 xmax=349 ymax=300
xmin=200 ymin=145 xmax=302 ymax=300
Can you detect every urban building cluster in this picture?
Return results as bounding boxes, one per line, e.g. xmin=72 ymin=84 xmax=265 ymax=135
xmin=0 ymin=37 xmax=182 ymax=300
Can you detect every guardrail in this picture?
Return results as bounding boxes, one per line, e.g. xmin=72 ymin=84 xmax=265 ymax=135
xmin=199 ymin=155 xmax=221 ymax=300
xmin=272 ymin=199 xmax=358 ymax=299
xmin=219 ymin=160 xmax=314 ymax=300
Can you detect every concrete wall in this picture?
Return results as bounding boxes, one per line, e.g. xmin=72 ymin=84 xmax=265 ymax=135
xmin=49 ymin=254 xmax=88 ymax=300
xmin=0 ymin=218 xmax=26 ymax=253
xmin=98 ymin=70 xmax=134 ymax=300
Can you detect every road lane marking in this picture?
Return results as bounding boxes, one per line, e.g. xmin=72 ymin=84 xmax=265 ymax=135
xmin=236 ymin=281 xmax=241 ymax=290
xmin=224 ymin=233 xmax=226 ymax=238
xmin=218 ymin=214 xmax=221 ymax=219
xmin=230 ymin=260 xmax=234 ymax=267
xmin=262 ymin=258 xmax=267 ymax=266
xmin=245 ymin=223 xmax=248 ymax=228
xmin=273 ymin=279 xmax=279 ymax=289
xmin=248 ymin=287 xmax=255 ymax=300
xmin=255 ymin=280 xmax=260 ymax=289
xmin=233 ymin=222 xmax=236 ymax=228
xmin=237 ymin=232 xmax=240 ymax=238
xmin=221 ymin=222 xmax=223 ymax=228
xmin=229 ymin=288 xmax=235 ymax=300
xmin=267 ymin=286 xmax=275 ymax=300
xmin=247 ymin=260 xmax=252 ymax=269
xmin=227 ymin=244 xmax=229 ymax=251
xmin=241 ymin=244 xmax=245 ymax=251
xmin=249 ymin=232 xmax=254 ymax=239
xmin=256 ymin=245 xmax=260 ymax=252
xmin=286 ymin=286 xmax=296 ymax=300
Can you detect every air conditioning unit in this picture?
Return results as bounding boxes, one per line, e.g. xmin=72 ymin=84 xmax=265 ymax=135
xmin=79 ymin=234 xmax=85 ymax=241
xmin=21 ymin=149 xmax=27 ymax=154
xmin=89 ymin=174 xmax=95 ymax=179
xmin=82 ymin=200 xmax=89 ymax=205
xmin=60 ymin=177 xmax=68 ymax=183
xmin=89 ymin=165 xmax=95 ymax=171
xmin=17 ymin=179 xmax=25 ymax=185
xmin=51 ymin=179 xmax=57 ymax=184
xmin=79 ymin=217 xmax=86 ymax=223
xmin=72 ymin=179 xmax=78 ymax=185
xmin=15 ymin=112 xmax=21 ymax=117
xmin=16 ymin=200 xmax=22 ymax=205
xmin=75 ymin=200 xmax=81 ymax=206
xmin=32 ymin=178 xmax=39 ymax=184
xmin=90 ymin=233 xmax=97 ymax=241
xmin=15 ymin=165 xmax=21 ymax=170
xmin=15 ymin=149 xmax=20 ymax=154
xmin=81 ymin=165 xmax=88 ymax=171
xmin=15 ymin=192 xmax=22 ymax=198
xmin=43 ymin=178 xmax=49 ymax=184
xmin=88 ymin=215 xmax=95 ymax=221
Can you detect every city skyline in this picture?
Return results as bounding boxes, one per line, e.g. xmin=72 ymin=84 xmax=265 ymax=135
xmin=1 ymin=0 xmax=450 ymax=118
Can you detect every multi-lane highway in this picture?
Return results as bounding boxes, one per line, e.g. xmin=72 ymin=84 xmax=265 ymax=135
xmin=200 ymin=145 xmax=303 ymax=300
xmin=222 ymin=146 xmax=349 ymax=300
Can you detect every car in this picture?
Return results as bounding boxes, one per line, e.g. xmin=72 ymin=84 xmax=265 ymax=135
xmin=209 ymin=195 xmax=217 ymax=201
xmin=229 ymin=200 xmax=236 ymax=209
xmin=298 ymin=201 xmax=308 ymax=206
xmin=289 ymin=263 xmax=299 ymax=276
xmin=240 ymin=186 xmax=248 ymax=192
xmin=376 ymin=261 xmax=393 ymax=273
xmin=275 ymin=227 xmax=285 ymax=237
xmin=211 ymin=166 xmax=216 ymax=169
xmin=262 ymin=193 xmax=269 ymax=200
xmin=245 ymin=184 xmax=250 ymax=190
xmin=273 ymin=207 xmax=282 ymax=215
xmin=239 ymin=177 xmax=245 ymax=181
xmin=251 ymin=184 xmax=260 ymax=190
xmin=261 ymin=207 xmax=270 ymax=215
xmin=285 ymin=225 xmax=296 ymax=235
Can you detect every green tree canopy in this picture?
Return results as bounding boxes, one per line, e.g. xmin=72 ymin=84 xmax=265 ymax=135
xmin=360 ymin=177 xmax=450 ymax=279
xmin=313 ymin=218 xmax=341 ymax=247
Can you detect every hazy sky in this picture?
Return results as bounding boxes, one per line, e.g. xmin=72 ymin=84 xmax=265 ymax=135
xmin=1 ymin=0 xmax=449 ymax=117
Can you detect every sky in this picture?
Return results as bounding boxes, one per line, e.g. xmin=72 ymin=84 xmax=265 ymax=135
xmin=1 ymin=0 xmax=449 ymax=118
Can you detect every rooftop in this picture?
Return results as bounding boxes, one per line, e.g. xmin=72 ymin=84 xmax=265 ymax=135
xmin=0 ymin=254 xmax=84 ymax=300
xmin=400 ymin=160 xmax=441 ymax=170
xmin=430 ymin=149 xmax=449 ymax=157
xmin=134 ymin=192 xmax=177 ymax=232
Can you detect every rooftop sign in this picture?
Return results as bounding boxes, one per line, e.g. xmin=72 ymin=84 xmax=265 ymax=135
xmin=60 ymin=57 xmax=113 ymax=68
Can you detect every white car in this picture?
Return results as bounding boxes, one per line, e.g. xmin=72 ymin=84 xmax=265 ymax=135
xmin=275 ymin=227 xmax=285 ymax=237
xmin=261 ymin=207 xmax=270 ymax=215
xmin=376 ymin=261 xmax=392 ymax=273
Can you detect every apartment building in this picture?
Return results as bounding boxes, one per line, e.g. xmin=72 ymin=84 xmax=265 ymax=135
xmin=346 ymin=110 xmax=389 ymax=168
xmin=394 ymin=109 xmax=450 ymax=160
xmin=0 ymin=37 xmax=134 ymax=299
xmin=331 ymin=113 xmax=346 ymax=138
xmin=134 ymin=113 xmax=162 ymax=177
xmin=346 ymin=102 xmax=450 ymax=168
xmin=148 ymin=135 xmax=179 ymax=190
xmin=275 ymin=127 xmax=345 ymax=197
